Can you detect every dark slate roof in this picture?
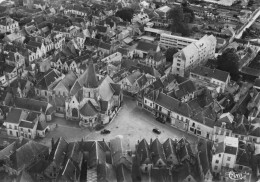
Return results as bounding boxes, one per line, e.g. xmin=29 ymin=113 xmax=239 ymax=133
xmin=97 ymin=163 xmax=117 ymax=182
xmin=150 ymin=138 xmax=166 ymax=165
xmin=163 ymin=138 xmax=178 ymax=165
xmin=117 ymin=47 xmax=128 ymax=55
xmin=233 ymin=115 xmax=249 ymax=135
xmin=197 ymin=139 xmax=212 ymax=176
xmin=49 ymin=137 xmax=68 ymax=167
xmin=116 ymin=163 xmax=133 ymax=182
xmin=36 ymin=69 xmax=59 ymax=90
xmin=58 ymin=158 xmax=80 ymax=182
xmin=154 ymin=92 xmax=191 ymax=118
xmin=96 ymin=25 xmax=107 ymax=33
xmin=13 ymin=97 xmax=49 ymax=114
xmin=191 ymin=66 xmax=230 ymax=82
xmin=10 ymin=79 xmax=28 ymax=91
xmin=79 ymin=101 xmax=98 ymax=117
xmin=110 ymin=83 xmax=121 ymax=96
xmin=249 ymin=119 xmax=260 ymax=137
xmin=177 ymin=138 xmax=194 ymax=160
xmin=236 ymin=148 xmax=250 ymax=168
xmin=37 ymin=120 xmax=48 ymax=131
xmin=5 ymin=108 xmax=23 ymax=124
xmin=9 ymin=141 xmax=49 ymax=170
xmin=19 ymin=121 xmax=35 ymax=129
xmin=175 ymin=80 xmax=196 ymax=99
xmin=254 ymin=78 xmax=260 ymax=88
xmin=224 ymin=146 xmax=237 ymax=155
xmin=88 ymin=141 xmax=107 ymax=168
xmin=136 ymin=139 xmax=150 ymax=164
xmin=151 ymin=168 xmax=173 ymax=182
xmin=99 ymin=42 xmax=112 ymax=50
xmin=135 ymin=40 xmax=158 ymax=52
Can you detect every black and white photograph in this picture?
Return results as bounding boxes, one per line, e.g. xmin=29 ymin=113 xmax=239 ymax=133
xmin=0 ymin=0 xmax=259 ymax=181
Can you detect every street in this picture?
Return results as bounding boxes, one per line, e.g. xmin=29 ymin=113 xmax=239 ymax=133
xmin=39 ymin=96 xmax=199 ymax=151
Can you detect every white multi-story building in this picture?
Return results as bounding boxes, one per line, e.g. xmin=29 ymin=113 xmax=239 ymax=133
xmin=171 ymin=35 xmax=216 ymax=77
xmin=211 ymin=137 xmax=238 ymax=174
xmin=0 ymin=17 xmax=19 ymax=34
xmin=160 ymin=33 xmax=197 ymax=50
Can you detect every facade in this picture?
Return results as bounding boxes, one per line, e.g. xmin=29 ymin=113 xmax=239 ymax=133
xmin=211 ymin=137 xmax=239 ymax=174
xmin=171 ymin=35 xmax=217 ymax=77
xmin=190 ymin=66 xmax=230 ymax=93
xmin=0 ymin=17 xmax=19 ymax=34
xmin=160 ymin=33 xmax=197 ymax=50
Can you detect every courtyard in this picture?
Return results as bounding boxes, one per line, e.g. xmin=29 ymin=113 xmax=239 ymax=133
xmin=38 ymin=96 xmax=199 ymax=151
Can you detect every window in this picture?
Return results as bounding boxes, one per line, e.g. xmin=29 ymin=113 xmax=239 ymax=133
xmin=192 ymin=123 xmax=195 ymax=127
xmin=197 ymin=130 xmax=201 ymax=135
xmin=226 ymin=163 xmax=230 ymax=168
xmin=226 ymin=132 xmax=229 ymax=136
xmin=214 ymin=166 xmax=218 ymax=170
xmin=216 ymin=160 xmax=219 ymax=164
xmin=177 ymin=68 xmax=180 ymax=71
xmin=28 ymin=129 xmax=30 ymax=133
xmin=21 ymin=128 xmax=23 ymax=131
xmin=219 ymin=154 xmax=221 ymax=157
xmin=15 ymin=126 xmax=17 ymax=130
xmin=190 ymin=127 xmax=194 ymax=132
xmin=227 ymin=157 xmax=231 ymax=161
xmin=177 ymin=63 xmax=180 ymax=66
xmin=10 ymin=130 xmax=12 ymax=135
xmin=9 ymin=125 xmax=12 ymax=129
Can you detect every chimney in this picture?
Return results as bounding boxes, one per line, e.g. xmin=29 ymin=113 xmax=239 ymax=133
xmin=150 ymin=138 xmax=152 ymax=146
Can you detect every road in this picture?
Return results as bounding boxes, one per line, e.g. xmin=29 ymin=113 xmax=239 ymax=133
xmin=38 ymin=96 xmax=199 ymax=151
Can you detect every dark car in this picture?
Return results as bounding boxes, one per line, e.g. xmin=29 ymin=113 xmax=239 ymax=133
xmin=156 ymin=117 xmax=165 ymax=124
xmin=153 ymin=128 xmax=161 ymax=134
xmin=101 ymin=129 xmax=111 ymax=134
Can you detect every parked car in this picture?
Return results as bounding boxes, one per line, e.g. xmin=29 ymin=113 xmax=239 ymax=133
xmin=101 ymin=129 xmax=111 ymax=134
xmin=156 ymin=117 xmax=165 ymax=124
xmin=152 ymin=128 xmax=161 ymax=134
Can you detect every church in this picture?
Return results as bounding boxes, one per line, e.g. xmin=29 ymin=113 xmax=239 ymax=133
xmin=65 ymin=62 xmax=123 ymax=127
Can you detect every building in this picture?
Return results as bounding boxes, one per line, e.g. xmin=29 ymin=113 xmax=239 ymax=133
xmin=190 ymin=66 xmax=230 ymax=93
xmin=171 ymin=35 xmax=216 ymax=77
xmin=211 ymin=137 xmax=239 ymax=174
xmin=160 ymin=33 xmax=197 ymax=50
xmin=0 ymin=17 xmax=19 ymax=34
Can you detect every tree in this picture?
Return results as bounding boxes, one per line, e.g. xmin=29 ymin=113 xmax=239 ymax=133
xmin=115 ymin=8 xmax=134 ymax=22
xmin=168 ymin=7 xmax=190 ymax=36
xmin=165 ymin=47 xmax=178 ymax=62
xmin=217 ymin=48 xmax=240 ymax=81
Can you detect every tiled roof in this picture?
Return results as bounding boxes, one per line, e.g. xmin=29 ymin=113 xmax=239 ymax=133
xmin=99 ymin=42 xmax=112 ymax=50
xmin=197 ymin=139 xmax=212 ymax=175
xmin=88 ymin=141 xmax=107 ymax=168
xmin=224 ymin=146 xmax=237 ymax=155
xmin=110 ymin=83 xmax=121 ymax=96
xmin=236 ymin=148 xmax=250 ymax=168
xmin=150 ymin=138 xmax=166 ymax=165
xmin=97 ymin=163 xmax=117 ymax=182
xmin=79 ymin=101 xmax=98 ymax=117
xmin=175 ymin=80 xmax=196 ymax=99
xmin=155 ymin=92 xmax=191 ymax=118
xmin=36 ymin=69 xmax=59 ymax=90
xmin=77 ymin=62 xmax=99 ymax=88
xmin=5 ymin=108 xmax=23 ymax=124
xmin=49 ymin=137 xmax=68 ymax=167
xmin=116 ymin=163 xmax=132 ymax=182
xmin=13 ymin=97 xmax=49 ymax=113
xmin=151 ymin=168 xmax=173 ymax=182
xmin=136 ymin=139 xmax=150 ymax=164
xmin=191 ymin=66 xmax=230 ymax=83
xmin=136 ymin=40 xmax=158 ymax=52
xmin=19 ymin=120 xmax=36 ymax=129
xmin=177 ymin=138 xmax=194 ymax=160
xmin=9 ymin=141 xmax=49 ymax=170
xmin=163 ymin=138 xmax=178 ymax=165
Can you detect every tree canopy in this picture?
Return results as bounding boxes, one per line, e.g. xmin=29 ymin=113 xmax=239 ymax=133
xmin=168 ymin=7 xmax=190 ymax=36
xmin=165 ymin=47 xmax=178 ymax=62
xmin=115 ymin=8 xmax=134 ymax=22
xmin=217 ymin=48 xmax=240 ymax=81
